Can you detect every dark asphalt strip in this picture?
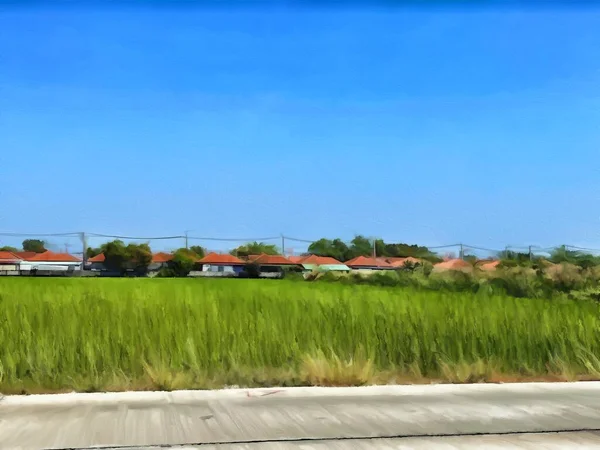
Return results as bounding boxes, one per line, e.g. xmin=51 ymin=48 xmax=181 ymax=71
xmin=45 ymin=427 xmax=600 ymax=449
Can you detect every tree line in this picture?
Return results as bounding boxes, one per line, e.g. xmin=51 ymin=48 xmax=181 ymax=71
xmin=3 ymin=237 xmax=600 ymax=274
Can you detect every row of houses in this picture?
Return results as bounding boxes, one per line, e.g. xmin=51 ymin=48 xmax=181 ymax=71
xmin=0 ymin=248 xmax=502 ymax=277
xmin=0 ymin=251 xmax=82 ymax=275
xmin=88 ymin=251 xmax=502 ymax=275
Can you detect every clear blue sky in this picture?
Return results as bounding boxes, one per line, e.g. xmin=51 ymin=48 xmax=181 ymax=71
xmin=1 ymin=6 xmax=600 ymax=253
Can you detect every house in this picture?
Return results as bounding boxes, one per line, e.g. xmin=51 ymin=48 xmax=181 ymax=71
xmin=148 ymin=252 xmax=173 ymax=271
xmin=386 ymin=256 xmax=422 ymax=268
xmin=286 ymin=255 xmax=305 ymax=264
xmin=476 ymin=259 xmax=501 ymax=271
xmin=247 ymin=254 xmax=302 ymax=277
xmin=0 ymin=251 xmax=21 ymax=274
xmin=13 ymin=251 xmax=37 ymax=260
xmin=296 ymin=254 xmax=351 ymax=273
xmin=86 ymin=253 xmax=106 ymax=271
xmin=345 ymin=255 xmax=394 ymax=270
xmin=86 ymin=252 xmax=173 ymax=272
xmin=19 ymin=251 xmax=82 ymax=274
xmin=198 ymin=252 xmax=244 ymax=275
xmin=433 ymin=258 xmax=473 ymax=272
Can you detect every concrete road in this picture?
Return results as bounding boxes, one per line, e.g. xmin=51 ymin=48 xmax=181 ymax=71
xmin=2 ymin=383 xmax=600 ymax=449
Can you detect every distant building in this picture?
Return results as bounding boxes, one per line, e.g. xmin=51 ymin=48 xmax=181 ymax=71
xmin=19 ymin=251 xmax=82 ymax=274
xmin=345 ymin=255 xmax=394 ymax=270
xmin=148 ymin=252 xmax=173 ymax=272
xmin=198 ymin=252 xmax=245 ymax=274
xmin=433 ymin=258 xmax=473 ymax=272
xmin=295 ymin=254 xmax=351 ymax=273
xmin=0 ymin=251 xmax=21 ymax=273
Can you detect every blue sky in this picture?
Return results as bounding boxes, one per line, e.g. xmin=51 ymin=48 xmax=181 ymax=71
xmin=1 ymin=6 xmax=600 ymax=253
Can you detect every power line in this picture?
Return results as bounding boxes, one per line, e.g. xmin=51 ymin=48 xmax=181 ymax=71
xmin=4 ymin=230 xmax=600 ymax=256
xmin=87 ymin=233 xmax=183 ymax=240
xmin=565 ymin=245 xmax=600 ymax=252
xmin=0 ymin=232 xmax=80 ymax=237
xmin=188 ymin=236 xmax=280 ymax=242
xmin=463 ymin=245 xmax=502 ymax=253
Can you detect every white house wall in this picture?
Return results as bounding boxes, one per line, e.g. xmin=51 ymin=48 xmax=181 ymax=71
xmin=19 ymin=261 xmax=82 ymax=271
xmin=202 ymin=264 xmax=236 ymax=273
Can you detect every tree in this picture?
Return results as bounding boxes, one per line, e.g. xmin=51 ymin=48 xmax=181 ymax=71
xmin=231 ymin=241 xmax=279 ymax=257
xmin=549 ymin=245 xmax=600 ymax=269
xmin=308 ymin=238 xmax=350 ymax=261
xmin=498 ymin=249 xmax=533 ymax=265
xmin=307 ymin=235 xmax=441 ymax=263
xmin=381 ymin=242 xmax=439 ymax=260
xmin=189 ymin=245 xmax=206 ymax=259
xmin=22 ymin=239 xmax=46 ymax=253
xmin=86 ymin=247 xmax=102 ymax=258
xmin=0 ymin=246 xmax=18 ymax=252
xmin=100 ymin=240 xmax=152 ymax=273
xmin=160 ymin=248 xmax=198 ymax=277
xmin=348 ymin=235 xmax=373 ymax=259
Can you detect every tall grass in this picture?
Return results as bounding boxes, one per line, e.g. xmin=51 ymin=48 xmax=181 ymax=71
xmin=1 ymin=278 xmax=600 ymax=393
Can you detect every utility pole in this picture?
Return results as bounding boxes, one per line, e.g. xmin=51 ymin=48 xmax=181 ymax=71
xmin=183 ymin=230 xmax=192 ymax=249
xmin=80 ymin=231 xmax=86 ymax=269
xmin=459 ymin=243 xmax=464 ymax=260
xmin=372 ymin=237 xmax=377 ymax=266
xmin=528 ymin=245 xmax=533 ymax=262
xmin=281 ymin=234 xmax=285 ymax=256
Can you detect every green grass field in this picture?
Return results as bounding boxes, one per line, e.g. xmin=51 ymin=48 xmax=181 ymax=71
xmin=1 ymin=277 xmax=600 ymax=393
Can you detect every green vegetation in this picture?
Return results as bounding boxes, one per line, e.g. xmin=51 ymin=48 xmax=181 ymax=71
xmin=21 ymin=239 xmax=47 ymax=253
xmin=308 ymin=235 xmax=440 ymax=262
xmin=98 ymin=240 xmax=153 ymax=274
xmin=156 ymin=247 xmax=204 ymax=277
xmin=230 ymin=241 xmax=280 ymax=257
xmin=1 ymin=278 xmax=600 ymax=394
xmin=309 ymin=260 xmax=600 ymax=301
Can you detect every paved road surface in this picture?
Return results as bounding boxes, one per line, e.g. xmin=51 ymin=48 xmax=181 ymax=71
xmin=2 ymin=383 xmax=600 ymax=449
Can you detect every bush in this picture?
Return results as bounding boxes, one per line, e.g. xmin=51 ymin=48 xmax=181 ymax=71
xmin=241 ymin=263 xmax=261 ymax=279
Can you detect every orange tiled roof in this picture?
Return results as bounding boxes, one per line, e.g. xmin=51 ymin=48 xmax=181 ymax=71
xmin=14 ymin=251 xmax=37 ymax=260
xmin=479 ymin=260 xmax=501 ymax=271
xmin=434 ymin=259 xmax=472 ymax=270
xmin=387 ymin=256 xmax=422 ymax=267
xmin=0 ymin=251 xmax=21 ymax=262
xmin=87 ymin=253 xmax=105 ymax=263
xmin=250 ymin=254 xmax=296 ymax=265
xmin=28 ymin=251 xmax=81 ymax=262
xmin=287 ymin=255 xmax=305 ymax=263
xmin=345 ymin=255 xmax=393 ymax=268
xmin=152 ymin=252 xmax=173 ymax=263
xmin=199 ymin=252 xmax=244 ymax=264
xmin=299 ymin=254 xmax=343 ymax=265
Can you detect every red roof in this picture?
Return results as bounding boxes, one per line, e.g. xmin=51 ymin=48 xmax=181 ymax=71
xmin=152 ymin=252 xmax=173 ymax=263
xmin=28 ymin=251 xmax=81 ymax=262
xmin=345 ymin=255 xmax=393 ymax=268
xmin=250 ymin=254 xmax=296 ymax=265
xmin=388 ymin=257 xmax=422 ymax=267
xmin=14 ymin=251 xmax=37 ymax=260
xmin=298 ymin=254 xmax=343 ymax=265
xmin=479 ymin=260 xmax=501 ymax=271
xmin=87 ymin=253 xmax=105 ymax=262
xmin=287 ymin=255 xmax=305 ymax=263
xmin=0 ymin=251 xmax=21 ymax=263
xmin=434 ymin=259 xmax=472 ymax=270
xmin=199 ymin=252 xmax=244 ymax=265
